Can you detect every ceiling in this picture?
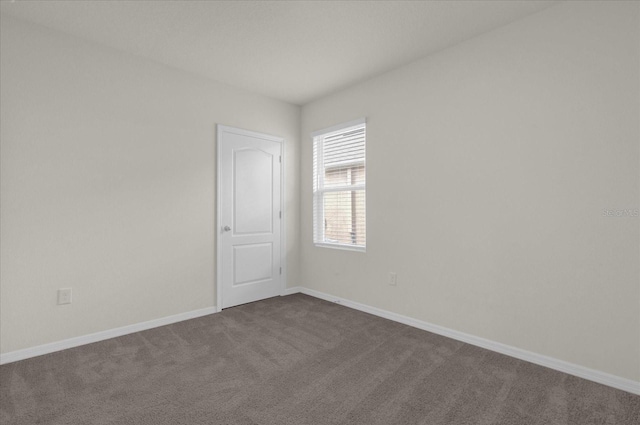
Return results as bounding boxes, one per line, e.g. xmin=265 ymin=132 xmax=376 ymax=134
xmin=0 ymin=0 xmax=558 ymax=105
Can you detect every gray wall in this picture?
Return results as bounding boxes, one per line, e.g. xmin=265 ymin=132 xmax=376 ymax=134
xmin=300 ymin=1 xmax=639 ymax=381
xmin=0 ymin=16 xmax=300 ymax=354
xmin=2 ymin=1 xmax=638 ymax=385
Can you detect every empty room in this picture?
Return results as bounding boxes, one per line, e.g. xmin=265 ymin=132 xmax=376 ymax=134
xmin=0 ymin=0 xmax=638 ymax=424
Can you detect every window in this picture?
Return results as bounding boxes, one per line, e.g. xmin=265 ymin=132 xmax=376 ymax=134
xmin=312 ymin=119 xmax=366 ymax=251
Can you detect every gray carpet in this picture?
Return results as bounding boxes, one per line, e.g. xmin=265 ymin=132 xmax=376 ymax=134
xmin=1 ymin=294 xmax=638 ymax=425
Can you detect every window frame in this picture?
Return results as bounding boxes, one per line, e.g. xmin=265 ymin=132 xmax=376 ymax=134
xmin=312 ymin=118 xmax=367 ymax=252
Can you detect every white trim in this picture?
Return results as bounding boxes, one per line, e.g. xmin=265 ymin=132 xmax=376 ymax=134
xmin=4 ymin=287 xmax=636 ymax=396
xmin=0 ymin=307 xmax=217 ymax=365
xmin=280 ymin=142 xmax=287 ymax=298
xmin=216 ymin=125 xmax=286 ymax=312
xmin=318 ymin=184 xmax=366 ymax=193
xmin=310 ymin=117 xmax=366 ymax=138
xmin=282 ymin=286 xmax=640 ymax=395
xmin=314 ymin=242 xmax=366 ymax=253
xmin=312 ymin=120 xmax=367 ymax=252
xmin=216 ymin=126 xmax=223 ymax=312
xmin=217 ymin=125 xmax=284 ymax=144
xmin=281 ymin=286 xmax=301 ymax=296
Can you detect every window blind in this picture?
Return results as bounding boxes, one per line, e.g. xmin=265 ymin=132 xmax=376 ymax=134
xmin=313 ymin=122 xmax=366 ymax=250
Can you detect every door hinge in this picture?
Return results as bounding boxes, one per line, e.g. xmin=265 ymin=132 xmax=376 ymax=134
xmin=279 ymin=211 xmax=282 ymax=219
xmin=279 ymin=267 xmax=282 ymax=275
xmin=279 ymin=155 xmax=282 ymax=163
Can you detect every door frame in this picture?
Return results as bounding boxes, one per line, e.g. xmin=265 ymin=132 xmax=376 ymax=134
xmin=216 ymin=124 xmax=286 ymax=311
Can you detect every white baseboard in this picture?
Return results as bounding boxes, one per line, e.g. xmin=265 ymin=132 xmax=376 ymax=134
xmin=282 ymin=286 xmax=302 ymax=296
xmin=284 ymin=286 xmax=640 ymax=395
xmin=0 ymin=306 xmax=217 ymax=365
xmin=4 ymin=289 xmax=638 ymax=396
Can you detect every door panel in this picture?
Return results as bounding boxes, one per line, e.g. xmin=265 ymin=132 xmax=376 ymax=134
xmin=233 ymin=149 xmax=273 ymax=234
xmin=233 ymin=243 xmax=273 ymax=285
xmin=218 ymin=126 xmax=282 ymax=309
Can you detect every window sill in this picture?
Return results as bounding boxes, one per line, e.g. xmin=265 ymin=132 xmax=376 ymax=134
xmin=314 ymin=242 xmax=366 ymax=253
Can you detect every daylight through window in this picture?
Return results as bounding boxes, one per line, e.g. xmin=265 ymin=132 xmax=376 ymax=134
xmin=313 ymin=120 xmax=366 ymax=251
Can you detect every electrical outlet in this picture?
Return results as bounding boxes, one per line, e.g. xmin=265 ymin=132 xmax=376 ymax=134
xmin=389 ymin=272 xmax=397 ymax=286
xmin=57 ymin=288 xmax=72 ymax=305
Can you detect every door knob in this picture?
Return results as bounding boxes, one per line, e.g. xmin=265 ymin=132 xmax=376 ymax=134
xmin=223 ymin=225 xmax=231 ymax=232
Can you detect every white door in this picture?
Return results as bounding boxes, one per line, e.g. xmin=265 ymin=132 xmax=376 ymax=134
xmin=217 ymin=125 xmax=283 ymax=309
